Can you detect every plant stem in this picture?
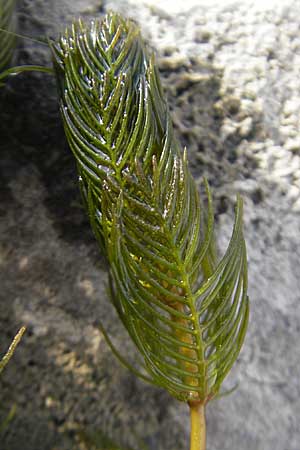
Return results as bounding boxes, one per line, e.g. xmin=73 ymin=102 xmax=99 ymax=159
xmin=189 ymin=402 xmax=206 ymax=450
xmin=0 ymin=326 xmax=26 ymax=374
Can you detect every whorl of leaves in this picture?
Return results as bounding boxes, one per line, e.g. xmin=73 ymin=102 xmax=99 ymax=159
xmin=51 ymin=12 xmax=249 ymax=404
xmin=0 ymin=0 xmax=17 ymax=72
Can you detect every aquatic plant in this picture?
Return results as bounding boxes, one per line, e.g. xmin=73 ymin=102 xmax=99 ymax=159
xmin=51 ymin=13 xmax=249 ymax=449
xmin=0 ymin=12 xmax=249 ymax=449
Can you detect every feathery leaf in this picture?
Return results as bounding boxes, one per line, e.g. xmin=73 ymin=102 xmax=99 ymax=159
xmin=51 ymin=12 xmax=249 ymax=404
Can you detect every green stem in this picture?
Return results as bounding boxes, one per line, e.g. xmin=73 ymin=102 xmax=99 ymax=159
xmin=189 ymin=402 xmax=206 ymax=450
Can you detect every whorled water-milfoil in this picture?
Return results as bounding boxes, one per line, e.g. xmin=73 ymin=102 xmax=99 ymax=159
xmin=51 ymin=12 xmax=249 ymax=449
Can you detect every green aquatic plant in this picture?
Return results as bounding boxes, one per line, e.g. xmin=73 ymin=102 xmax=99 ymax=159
xmin=0 ymin=0 xmax=17 ymax=72
xmin=0 ymin=12 xmax=249 ymax=449
xmin=51 ymin=13 xmax=249 ymax=450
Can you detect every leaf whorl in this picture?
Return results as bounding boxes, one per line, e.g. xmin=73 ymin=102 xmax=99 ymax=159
xmin=0 ymin=0 xmax=17 ymax=71
xmin=52 ymin=12 xmax=249 ymax=403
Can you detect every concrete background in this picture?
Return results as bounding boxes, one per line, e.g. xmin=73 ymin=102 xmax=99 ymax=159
xmin=0 ymin=0 xmax=299 ymax=449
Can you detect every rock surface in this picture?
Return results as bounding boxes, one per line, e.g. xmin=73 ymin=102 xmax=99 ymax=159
xmin=0 ymin=0 xmax=299 ymax=449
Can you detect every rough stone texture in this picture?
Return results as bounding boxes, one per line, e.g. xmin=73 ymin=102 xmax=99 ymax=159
xmin=0 ymin=0 xmax=299 ymax=449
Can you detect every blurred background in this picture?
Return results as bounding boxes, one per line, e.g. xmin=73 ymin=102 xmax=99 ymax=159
xmin=0 ymin=0 xmax=299 ymax=449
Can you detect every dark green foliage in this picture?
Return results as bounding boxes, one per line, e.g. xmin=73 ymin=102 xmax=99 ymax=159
xmin=51 ymin=13 xmax=249 ymax=404
xmin=0 ymin=0 xmax=17 ymax=71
